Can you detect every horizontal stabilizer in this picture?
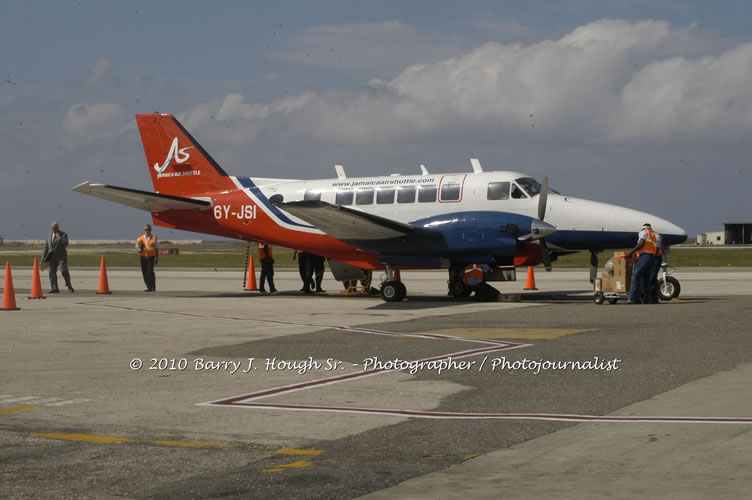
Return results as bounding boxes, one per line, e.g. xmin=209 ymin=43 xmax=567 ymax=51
xmin=278 ymin=200 xmax=416 ymax=240
xmin=72 ymin=182 xmax=211 ymax=212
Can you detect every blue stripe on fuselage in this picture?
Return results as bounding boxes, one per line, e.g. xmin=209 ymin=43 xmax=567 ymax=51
xmin=547 ymin=230 xmax=687 ymax=250
xmin=235 ymin=176 xmax=313 ymax=228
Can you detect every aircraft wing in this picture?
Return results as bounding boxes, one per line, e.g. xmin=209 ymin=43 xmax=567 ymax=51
xmin=278 ymin=200 xmax=432 ymax=241
xmin=73 ymin=182 xmax=212 ymax=212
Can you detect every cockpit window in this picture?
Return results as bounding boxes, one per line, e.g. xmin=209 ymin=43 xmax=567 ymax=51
xmin=514 ymin=177 xmax=541 ymax=197
xmin=511 ymin=183 xmax=527 ymax=199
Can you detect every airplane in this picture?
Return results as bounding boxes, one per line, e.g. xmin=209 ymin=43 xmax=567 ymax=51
xmin=73 ymin=112 xmax=687 ymax=302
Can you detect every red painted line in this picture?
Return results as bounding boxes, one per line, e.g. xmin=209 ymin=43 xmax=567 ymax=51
xmin=80 ymin=300 xmax=752 ymax=425
xmin=202 ymin=342 xmax=526 ymax=406
xmin=208 ymin=402 xmax=752 ymax=424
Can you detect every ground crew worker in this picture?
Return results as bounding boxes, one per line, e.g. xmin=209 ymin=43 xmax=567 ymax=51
xmin=645 ymin=230 xmax=664 ymax=304
xmin=42 ymin=221 xmax=74 ymax=293
xmin=258 ymin=243 xmax=278 ymax=294
xmin=304 ymin=253 xmax=326 ymax=293
xmin=626 ymin=223 xmax=659 ymax=304
xmin=462 ymin=263 xmax=500 ymax=301
xmin=293 ymin=250 xmax=311 ymax=292
xmin=136 ymin=224 xmax=158 ymax=291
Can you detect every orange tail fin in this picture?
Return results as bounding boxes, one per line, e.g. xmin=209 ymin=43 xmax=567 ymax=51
xmin=136 ymin=113 xmax=235 ymax=197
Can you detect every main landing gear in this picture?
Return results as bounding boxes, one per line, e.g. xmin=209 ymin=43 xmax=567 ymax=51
xmin=447 ymin=261 xmax=472 ymax=298
xmin=380 ymin=265 xmax=407 ymax=302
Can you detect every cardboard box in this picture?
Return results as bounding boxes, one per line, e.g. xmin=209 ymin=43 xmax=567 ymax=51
xmin=612 ymin=252 xmax=632 ymax=293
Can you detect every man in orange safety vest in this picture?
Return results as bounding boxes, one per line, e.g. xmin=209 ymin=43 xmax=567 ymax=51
xmin=136 ymin=224 xmax=159 ymax=292
xmin=626 ymin=223 xmax=659 ymax=304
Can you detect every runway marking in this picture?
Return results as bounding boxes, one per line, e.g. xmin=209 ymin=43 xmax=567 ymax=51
xmin=205 ymin=403 xmax=752 ymax=424
xmin=83 ymin=299 xmax=752 ymax=425
xmin=263 ymin=459 xmax=314 ymax=472
xmin=199 ymin=343 xmax=525 ymax=407
xmin=0 ymin=405 xmax=39 ymax=414
xmin=32 ymin=432 xmax=231 ymax=449
xmin=429 ymin=328 xmax=599 ymax=340
xmin=268 ymin=448 xmax=325 ymax=456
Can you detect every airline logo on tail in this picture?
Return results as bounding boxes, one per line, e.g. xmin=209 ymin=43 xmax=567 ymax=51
xmin=153 ymin=137 xmax=194 ymax=174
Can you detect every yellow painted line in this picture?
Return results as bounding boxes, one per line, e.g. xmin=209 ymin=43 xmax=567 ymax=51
xmin=32 ymin=432 xmax=230 ymax=449
xmin=0 ymin=404 xmax=39 ymax=414
xmin=149 ymin=439 xmax=231 ymax=449
xmin=35 ymin=433 xmax=131 ymax=444
xmin=264 ymin=460 xmax=314 ymax=472
xmin=430 ymin=328 xmax=599 ymax=340
xmin=267 ymin=447 xmax=325 ymax=456
xmin=464 ymin=454 xmax=478 ymax=460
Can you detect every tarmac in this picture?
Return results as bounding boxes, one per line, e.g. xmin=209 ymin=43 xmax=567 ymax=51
xmin=1 ymin=265 xmax=751 ymax=498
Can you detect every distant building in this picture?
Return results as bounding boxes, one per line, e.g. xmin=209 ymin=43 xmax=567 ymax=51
xmin=697 ymin=222 xmax=752 ymax=245
xmin=697 ymin=231 xmax=725 ymax=245
xmin=724 ymin=221 xmax=752 ymax=245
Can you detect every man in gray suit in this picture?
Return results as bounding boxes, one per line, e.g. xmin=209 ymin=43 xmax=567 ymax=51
xmin=42 ymin=222 xmax=74 ymax=293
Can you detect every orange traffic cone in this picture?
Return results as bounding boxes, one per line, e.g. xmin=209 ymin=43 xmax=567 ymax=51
xmin=523 ymin=266 xmax=538 ymax=290
xmin=244 ymin=254 xmax=257 ymax=291
xmin=393 ymin=269 xmax=401 ymax=281
xmin=2 ymin=262 xmax=20 ymax=311
xmin=96 ymin=256 xmax=112 ymax=294
xmin=28 ymin=257 xmax=45 ymax=299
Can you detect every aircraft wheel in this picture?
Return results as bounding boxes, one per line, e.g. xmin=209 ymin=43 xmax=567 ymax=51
xmin=593 ymin=292 xmax=604 ymax=305
xmin=449 ymin=281 xmax=473 ymax=298
xmin=658 ymin=277 xmax=681 ymax=301
xmin=381 ymin=281 xmax=406 ymax=302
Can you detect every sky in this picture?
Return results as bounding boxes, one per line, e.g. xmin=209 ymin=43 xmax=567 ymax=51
xmin=1 ymin=0 xmax=751 ymax=240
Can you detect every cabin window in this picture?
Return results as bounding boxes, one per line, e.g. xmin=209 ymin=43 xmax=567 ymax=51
xmin=397 ymin=186 xmax=416 ymax=203
xmin=418 ymin=185 xmax=437 ymax=203
xmin=376 ymin=187 xmax=395 ymax=204
xmin=440 ymin=184 xmax=461 ymax=202
xmin=356 ymin=188 xmax=375 ymax=205
xmin=336 ymin=189 xmax=354 ymax=205
xmin=514 ymin=177 xmax=541 ymax=197
xmin=487 ymin=182 xmax=510 ymax=200
xmin=303 ymin=190 xmax=321 ymax=201
xmin=511 ymin=183 xmax=527 ymax=199
xmin=269 ymin=194 xmax=284 ymax=204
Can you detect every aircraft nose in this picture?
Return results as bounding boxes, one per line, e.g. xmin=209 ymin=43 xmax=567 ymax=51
xmin=661 ymin=220 xmax=688 ymax=244
xmin=530 ymin=219 xmax=557 ymax=239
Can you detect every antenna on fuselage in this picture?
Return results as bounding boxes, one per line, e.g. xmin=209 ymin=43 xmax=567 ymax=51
xmin=335 ymin=164 xmax=346 ymax=179
xmin=420 ymin=165 xmax=429 ymax=175
xmin=470 ymin=158 xmax=483 ymax=173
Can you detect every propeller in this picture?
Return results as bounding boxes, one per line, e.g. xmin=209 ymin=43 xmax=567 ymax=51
xmin=538 ymin=176 xmax=548 ymax=221
xmin=538 ymin=176 xmax=553 ymax=272
xmin=515 ymin=176 xmax=556 ymax=271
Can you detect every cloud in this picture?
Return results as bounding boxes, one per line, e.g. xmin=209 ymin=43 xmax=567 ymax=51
xmin=267 ymin=19 xmax=752 ymax=145
xmin=62 ymin=102 xmax=125 ymax=140
xmin=272 ymin=20 xmax=465 ymax=77
xmin=610 ymin=42 xmax=752 ymax=141
xmin=216 ymin=91 xmax=316 ymax=122
xmin=85 ymin=57 xmax=111 ymax=86
xmin=173 ymin=19 xmax=752 ymax=152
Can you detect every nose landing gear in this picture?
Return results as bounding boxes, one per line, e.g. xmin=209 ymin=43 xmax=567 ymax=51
xmin=380 ymin=265 xmax=407 ymax=302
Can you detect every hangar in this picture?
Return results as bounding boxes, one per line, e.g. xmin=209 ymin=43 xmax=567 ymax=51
xmin=723 ymin=221 xmax=752 ymax=245
xmin=697 ymin=222 xmax=752 ymax=245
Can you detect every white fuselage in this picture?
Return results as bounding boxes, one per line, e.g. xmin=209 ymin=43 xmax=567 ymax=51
xmin=249 ymin=170 xmax=686 ymax=247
